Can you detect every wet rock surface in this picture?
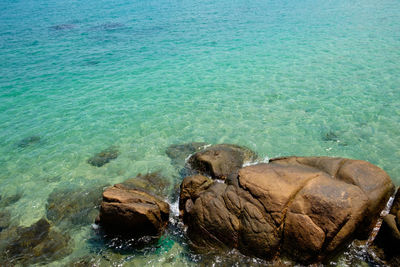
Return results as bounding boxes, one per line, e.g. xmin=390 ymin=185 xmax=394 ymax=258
xmin=0 ymin=218 xmax=71 ymax=266
xmin=188 ymin=144 xmax=258 ymax=180
xmin=97 ymin=182 xmax=170 ymax=238
xmin=373 ymin=188 xmax=400 ymax=266
xmin=87 ymin=146 xmax=119 ymax=167
xmin=166 ymin=142 xmax=208 ymax=168
xmin=180 ymin=156 xmax=394 ymax=263
xmin=46 ymin=185 xmax=106 ymax=229
xmin=16 ymin=136 xmax=40 ymax=148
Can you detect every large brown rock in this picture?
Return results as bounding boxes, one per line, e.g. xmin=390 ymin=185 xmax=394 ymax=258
xmin=188 ymin=144 xmax=258 ymax=180
xmin=97 ymin=183 xmax=170 ymax=237
xmin=180 ymin=156 xmax=394 ymax=263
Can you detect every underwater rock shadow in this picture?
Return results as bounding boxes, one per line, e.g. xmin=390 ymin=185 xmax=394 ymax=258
xmin=89 ymin=22 xmax=125 ymax=31
xmin=16 ymin=135 xmax=41 ymax=148
xmin=0 ymin=191 xmax=23 ymax=208
xmin=0 ymin=218 xmax=71 ymax=266
xmin=49 ymin=24 xmax=76 ymax=31
xmin=46 ymin=184 xmax=107 ymax=230
xmin=0 ymin=210 xmax=11 ymax=232
xmin=321 ymin=130 xmax=348 ymax=146
xmin=87 ymin=146 xmax=119 ymax=167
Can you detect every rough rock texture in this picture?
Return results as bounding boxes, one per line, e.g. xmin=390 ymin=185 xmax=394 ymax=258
xmin=46 ymin=185 xmax=106 ymax=229
xmin=188 ymin=144 xmax=258 ymax=180
xmin=374 ymin=188 xmax=400 ymax=266
xmin=0 ymin=218 xmax=71 ymax=266
xmin=180 ymin=156 xmax=394 ymax=263
xmin=97 ymin=183 xmax=170 ymax=237
xmin=120 ymin=172 xmax=170 ymax=198
xmin=87 ymin=146 xmax=119 ymax=167
xmin=166 ymin=142 xmax=208 ymax=168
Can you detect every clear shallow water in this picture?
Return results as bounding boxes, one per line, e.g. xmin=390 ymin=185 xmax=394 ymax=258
xmin=0 ymin=0 xmax=399 ymax=265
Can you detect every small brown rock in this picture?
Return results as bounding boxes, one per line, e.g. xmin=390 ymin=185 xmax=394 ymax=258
xmin=98 ymin=183 xmax=169 ymax=237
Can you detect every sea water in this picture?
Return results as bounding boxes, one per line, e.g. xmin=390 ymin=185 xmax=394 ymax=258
xmin=0 ymin=0 xmax=399 ymax=265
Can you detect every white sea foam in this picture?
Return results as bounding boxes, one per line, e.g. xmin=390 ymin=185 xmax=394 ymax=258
xmin=242 ymin=156 xmax=269 ymax=167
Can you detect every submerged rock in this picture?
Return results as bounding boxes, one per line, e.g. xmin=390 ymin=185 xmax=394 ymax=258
xmin=0 ymin=210 xmax=11 ymax=232
xmin=84 ymin=60 xmax=100 ymax=66
xmin=50 ymin=24 xmax=75 ymax=30
xmin=97 ymin=183 xmax=170 ymax=238
xmin=90 ymin=22 xmax=124 ymax=31
xmin=120 ymin=171 xmax=170 ymax=198
xmin=187 ymin=144 xmax=258 ymax=180
xmin=180 ymin=156 xmax=394 ymax=263
xmin=46 ymin=185 xmax=106 ymax=229
xmin=0 ymin=218 xmax=71 ymax=266
xmin=87 ymin=146 xmax=119 ymax=167
xmin=166 ymin=142 xmax=208 ymax=168
xmin=17 ymin=136 xmax=40 ymax=148
xmin=322 ymin=130 xmax=348 ymax=146
xmin=322 ymin=130 xmax=339 ymax=142
xmin=0 ymin=191 xmax=22 ymax=208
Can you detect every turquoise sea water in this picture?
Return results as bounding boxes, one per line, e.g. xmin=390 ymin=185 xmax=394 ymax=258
xmin=1 ymin=0 xmax=399 ymax=265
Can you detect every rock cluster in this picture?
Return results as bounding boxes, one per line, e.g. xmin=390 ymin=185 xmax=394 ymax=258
xmin=179 ymin=156 xmax=394 ymax=263
xmin=0 ymin=210 xmax=11 ymax=232
xmin=9 ymin=141 xmax=392 ymax=265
